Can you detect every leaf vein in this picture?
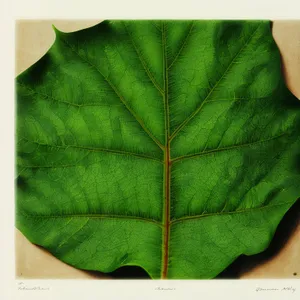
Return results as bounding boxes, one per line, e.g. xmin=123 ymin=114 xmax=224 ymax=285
xmin=167 ymin=21 xmax=195 ymax=70
xmin=18 ymin=82 xmax=115 ymax=108
xmin=170 ymin=202 xmax=294 ymax=225
xmin=123 ymin=22 xmax=164 ymax=95
xmin=170 ymin=24 xmax=262 ymax=141
xmin=60 ymin=37 xmax=164 ymax=151
xmin=19 ymin=137 xmax=163 ymax=163
xmin=171 ymin=132 xmax=286 ymax=163
xmin=20 ymin=213 xmax=163 ymax=227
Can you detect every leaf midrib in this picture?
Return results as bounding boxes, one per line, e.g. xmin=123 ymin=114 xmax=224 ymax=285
xmin=161 ymin=21 xmax=171 ymax=279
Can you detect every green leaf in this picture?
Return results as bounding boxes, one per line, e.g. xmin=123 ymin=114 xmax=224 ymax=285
xmin=16 ymin=20 xmax=300 ymax=279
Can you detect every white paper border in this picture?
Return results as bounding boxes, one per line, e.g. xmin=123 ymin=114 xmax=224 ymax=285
xmin=1 ymin=0 xmax=300 ymax=299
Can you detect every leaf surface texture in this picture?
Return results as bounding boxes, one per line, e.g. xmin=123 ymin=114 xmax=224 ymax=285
xmin=16 ymin=20 xmax=300 ymax=279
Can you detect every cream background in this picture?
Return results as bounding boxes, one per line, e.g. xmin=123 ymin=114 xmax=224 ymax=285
xmin=15 ymin=20 xmax=300 ymax=279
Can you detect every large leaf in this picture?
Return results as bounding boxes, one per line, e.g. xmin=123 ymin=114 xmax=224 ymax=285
xmin=16 ymin=20 xmax=300 ymax=279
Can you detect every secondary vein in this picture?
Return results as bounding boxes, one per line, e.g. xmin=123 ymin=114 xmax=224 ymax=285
xmin=123 ymin=22 xmax=164 ymax=95
xmin=167 ymin=21 xmax=195 ymax=70
xmin=19 ymin=137 xmax=163 ymax=163
xmin=171 ymin=132 xmax=286 ymax=164
xmin=60 ymin=37 xmax=164 ymax=151
xmin=170 ymin=202 xmax=294 ymax=225
xmin=21 ymin=213 xmax=163 ymax=227
xmin=169 ymin=24 xmax=262 ymax=142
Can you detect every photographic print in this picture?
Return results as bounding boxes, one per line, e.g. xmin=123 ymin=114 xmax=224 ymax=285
xmin=15 ymin=20 xmax=300 ymax=280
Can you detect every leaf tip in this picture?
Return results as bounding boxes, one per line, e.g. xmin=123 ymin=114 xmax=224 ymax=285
xmin=51 ymin=24 xmax=61 ymax=35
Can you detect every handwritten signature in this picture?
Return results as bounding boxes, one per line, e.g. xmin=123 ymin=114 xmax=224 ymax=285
xmin=155 ymin=287 xmax=176 ymax=291
xmin=256 ymin=286 xmax=296 ymax=293
xmin=17 ymin=282 xmax=50 ymax=291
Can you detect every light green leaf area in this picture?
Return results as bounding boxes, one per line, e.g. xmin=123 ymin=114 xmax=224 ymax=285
xmin=16 ymin=20 xmax=300 ymax=279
